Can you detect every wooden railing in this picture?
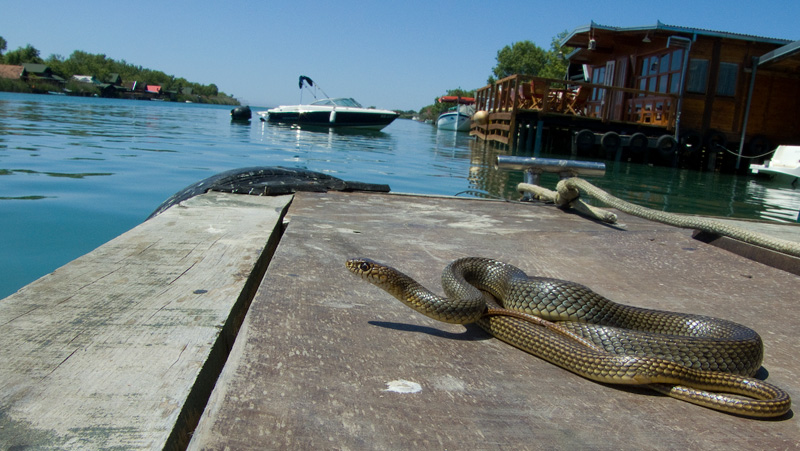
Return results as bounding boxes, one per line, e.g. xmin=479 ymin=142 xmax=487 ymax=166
xmin=474 ymin=74 xmax=679 ymax=130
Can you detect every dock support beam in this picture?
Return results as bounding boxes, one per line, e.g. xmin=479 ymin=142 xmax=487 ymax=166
xmin=533 ymin=120 xmax=544 ymax=157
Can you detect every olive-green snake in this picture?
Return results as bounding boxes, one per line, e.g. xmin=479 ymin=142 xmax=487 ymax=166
xmin=346 ymin=257 xmax=791 ymax=418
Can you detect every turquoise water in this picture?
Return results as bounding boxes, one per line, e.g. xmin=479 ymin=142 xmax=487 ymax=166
xmin=1 ymin=92 xmax=798 ymax=299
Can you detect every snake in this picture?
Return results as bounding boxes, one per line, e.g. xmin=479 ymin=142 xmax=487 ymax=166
xmin=346 ymin=256 xmax=791 ymax=418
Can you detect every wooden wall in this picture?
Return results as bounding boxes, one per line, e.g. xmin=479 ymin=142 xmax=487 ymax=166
xmin=679 ymin=37 xmax=800 ymax=148
xmin=748 ymin=72 xmax=800 ymax=145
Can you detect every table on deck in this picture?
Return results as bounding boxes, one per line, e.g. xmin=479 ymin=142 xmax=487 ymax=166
xmin=189 ymin=191 xmax=800 ymax=450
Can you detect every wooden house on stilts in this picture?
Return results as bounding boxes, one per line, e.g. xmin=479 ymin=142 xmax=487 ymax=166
xmin=471 ymin=21 xmax=800 ymax=172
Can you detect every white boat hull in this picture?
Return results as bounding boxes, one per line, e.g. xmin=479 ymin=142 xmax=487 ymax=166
xmin=437 ymin=112 xmax=471 ymax=131
xmin=257 ymin=98 xmax=398 ymax=130
xmin=750 ymin=145 xmax=800 ymax=186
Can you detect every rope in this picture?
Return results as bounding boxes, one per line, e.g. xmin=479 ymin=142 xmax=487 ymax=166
xmin=714 ymin=143 xmax=776 ymax=160
xmin=517 ymin=177 xmax=800 ymax=258
xmin=517 ymin=182 xmax=618 ymax=223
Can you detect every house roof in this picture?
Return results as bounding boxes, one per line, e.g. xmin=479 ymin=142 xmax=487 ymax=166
xmin=757 ymin=39 xmax=800 ymax=74
xmin=21 ymin=63 xmax=50 ymax=75
xmin=561 ymin=20 xmax=793 ymax=49
xmin=0 ymin=64 xmax=25 ymax=79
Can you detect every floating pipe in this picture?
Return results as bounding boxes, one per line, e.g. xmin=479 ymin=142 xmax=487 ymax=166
xmin=496 ymin=156 xmax=606 ymax=177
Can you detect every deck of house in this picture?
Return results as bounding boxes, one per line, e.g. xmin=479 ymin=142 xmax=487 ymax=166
xmin=1 ymin=190 xmax=799 ymax=449
xmin=471 ymin=75 xmax=679 ymax=153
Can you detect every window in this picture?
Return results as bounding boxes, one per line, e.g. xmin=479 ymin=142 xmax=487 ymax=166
xmin=686 ymin=59 xmax=709 ymax=93
xmin=716 ymin=63 xmax=738 ymax=96
xmin=590 ymin=66 xmax=606 ymax=101
xmin=636 ymin=49 xmax=684 ymax=96
xmin=670 ymin=49 xmax=683 ymax=71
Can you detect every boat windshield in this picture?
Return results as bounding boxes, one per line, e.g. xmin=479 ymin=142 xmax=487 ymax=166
xmin=310 ymin=98 xmax=363 ymax=108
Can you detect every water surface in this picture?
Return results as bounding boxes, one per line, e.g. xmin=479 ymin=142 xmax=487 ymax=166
xmin=1 ymin=92 xmax=798 ymax=298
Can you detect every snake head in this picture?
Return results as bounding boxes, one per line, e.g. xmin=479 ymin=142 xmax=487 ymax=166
xmin=346 ymin=258 xmax=389 ymax=285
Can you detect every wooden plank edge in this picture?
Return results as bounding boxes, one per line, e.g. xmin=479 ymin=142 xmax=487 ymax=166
xmin=163 ymin=197 xmax=292 ymax=451
xmin=692 ymin=230 xmax=800 ymax=276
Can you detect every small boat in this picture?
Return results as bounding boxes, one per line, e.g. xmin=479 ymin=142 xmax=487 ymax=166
xmin=436 ymin=96 xmax=475 ymax=132
xmin=257 ymin=76 xmax=398 ymax=130
xmin=750 ymin=145 xmax=800 ymax=186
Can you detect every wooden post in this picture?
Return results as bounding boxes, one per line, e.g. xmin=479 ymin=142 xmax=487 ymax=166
xmin=533 ymin=119 xmax=544 ymax=157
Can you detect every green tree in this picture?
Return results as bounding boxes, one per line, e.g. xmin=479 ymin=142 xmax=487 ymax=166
xmin=488 ymin=32 xmax=574 ymax=83
xmin=0 ymin=43 xmax=238 ymax=103
xmin=539 ymin=30 xmax=572 ymax=79
xmin=206 ymin=83 xmax=219 ymax=96
xmin=489 ymin=41 xmax=548 ymax=83
xmin=0 ymin=36 xmax=7 ymax=63
xmin=4 ymin=44 xmax=44 ymax=65
xmin=59 ymin=51 xmax=113 ymax=80
xmin=45 ymin=54 xmax=65 ymax=75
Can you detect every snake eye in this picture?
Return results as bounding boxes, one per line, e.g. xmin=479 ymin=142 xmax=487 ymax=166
xmin=359 ymin=262 xmax=371 ymax=272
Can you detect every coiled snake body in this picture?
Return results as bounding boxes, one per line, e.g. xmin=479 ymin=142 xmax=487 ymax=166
xmin=346 ymin=257 xmax=791 ymax=418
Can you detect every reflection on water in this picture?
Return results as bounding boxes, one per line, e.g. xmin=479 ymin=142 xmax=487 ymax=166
xmin=1 ymin=92 xmax=799 ymax=299
xmin=3 ymin=169 xmax=113 ymax=178
xmin=745 ymin=180 xmax=800 ymax=222
xmin=468 ymin=139 xmax=800 ymax=223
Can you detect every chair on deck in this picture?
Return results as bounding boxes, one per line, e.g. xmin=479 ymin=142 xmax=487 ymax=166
xmin=529 ymin=80 xmax=546 ymax=110
xmin=518 ymin=83 xmax=533 ymax=109
xmin=564 ymin=87 xmax=591 ymax=115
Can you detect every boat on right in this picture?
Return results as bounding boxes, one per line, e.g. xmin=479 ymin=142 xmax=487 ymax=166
xmin=750 ymin=145 xmax=800 ymax=186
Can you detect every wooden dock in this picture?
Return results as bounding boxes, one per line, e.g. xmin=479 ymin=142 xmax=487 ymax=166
xmin=2 ymin=190 xmax=799 ymax=449
xmin=0 ymin=192 xmax=291 ymax=449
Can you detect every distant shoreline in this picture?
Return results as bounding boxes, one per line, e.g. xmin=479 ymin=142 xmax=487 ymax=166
xmin=0 ymin=79 xmax=239 ymax=105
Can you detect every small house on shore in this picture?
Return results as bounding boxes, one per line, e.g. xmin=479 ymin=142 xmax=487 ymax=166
xmin=123 ymin=81 xmax=163 ymax=100
xmin=471 ymin=21 xmax=800 ymax=172
xmin=21 ymin=63 xmax=66 ymax=87
xmin=71 ymin=75 xmax=122 ymax=97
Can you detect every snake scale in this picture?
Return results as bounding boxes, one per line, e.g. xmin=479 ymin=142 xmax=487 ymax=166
xmin=346 ymin=256 xmax=791 ymax=418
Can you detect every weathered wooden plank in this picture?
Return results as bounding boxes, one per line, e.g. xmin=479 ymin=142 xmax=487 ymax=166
xmin=0 ymin=192 xmax=291 ymax=450
xmin=693 ymin=218 xmax=800 ymax=275
xmin=189 ymin=191 xmax=800 ymax=450
xmin=488 ymin=122 xmax=511 ymax=132
xmin=490 ymin=111 xmax=513 ymax=120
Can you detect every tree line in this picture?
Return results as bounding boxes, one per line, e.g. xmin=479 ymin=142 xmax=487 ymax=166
xmin=0 ymin=37 xmax=236 ymax=103
xmin=418 ymin=31 xmax=572 ymax=121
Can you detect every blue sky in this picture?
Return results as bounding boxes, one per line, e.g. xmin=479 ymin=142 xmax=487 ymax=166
xmin=2 ymin=0 xmax=797 ymax=111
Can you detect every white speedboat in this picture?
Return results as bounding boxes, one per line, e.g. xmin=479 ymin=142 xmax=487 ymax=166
xmin=260 ymin=97 xmax=398 ymax=130
xmin=750 ymin=145 xmax=800 ymax=185
xmin=436 ymin=96 xmax=474 ymax=132
xmin=258 ymin=76 xmax=398 ymax=130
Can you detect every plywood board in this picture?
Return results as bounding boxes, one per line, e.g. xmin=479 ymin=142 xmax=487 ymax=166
xmin=190 ymin=192 xmax=800 ymax=450
xmin=0 ymin=192 xmax=291 ymax=450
